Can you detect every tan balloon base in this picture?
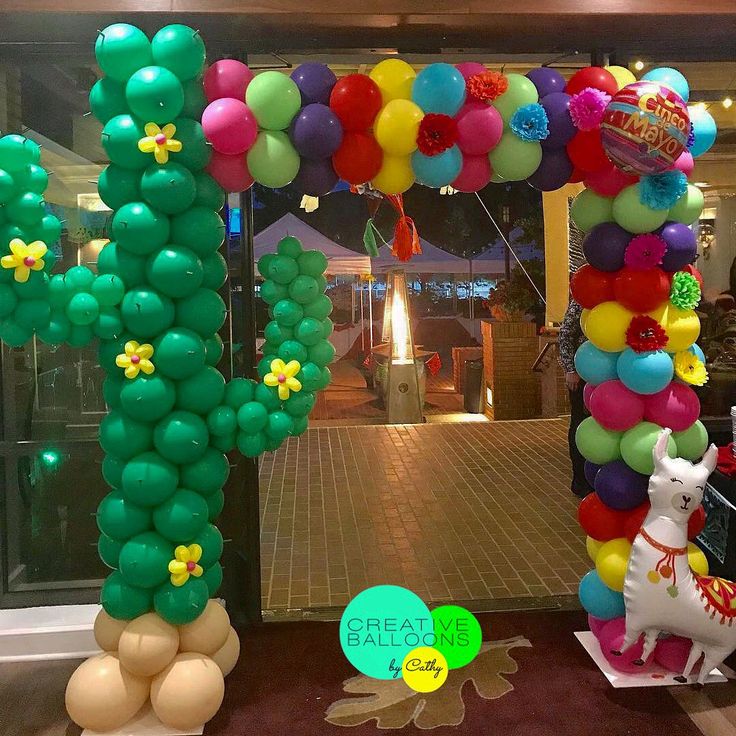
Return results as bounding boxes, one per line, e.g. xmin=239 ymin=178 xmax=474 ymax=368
xmin=67 ymin=602 xmax=239 ymax=734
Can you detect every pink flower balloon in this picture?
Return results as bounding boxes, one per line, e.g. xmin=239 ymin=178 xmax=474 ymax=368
xmin=584 ymin=162 xmax=638 ymax=197
xmin=643 ymin=381 xmax=700 ymax=432
xmin=455 ymin=101 xmax=503 ymax=155
xmin=206 ymin=150 xmax=254 ymax=193
xmin=202 ymin=99 xmax=258 ymax=155
xmin=599 ymin=617 xmax=653 ymax=673
xmin=451 ymin=154 xmax=491 ymax=193
xmin=203 ymin=59 xmax=254 ymax=102
xmin=588 ymin=380 xmax=645 ymax=432
xmin=654 ymin=636 xmax=698 ymax=674
xmin=673 ymin=150 xmax=695 ymax=178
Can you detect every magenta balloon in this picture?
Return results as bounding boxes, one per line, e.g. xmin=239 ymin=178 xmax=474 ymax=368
xmin=589 ymin=379 xmax=645 ymax=431
xmin=206 ymin=150 xmax=253 ymax=193
xmin=451 ymin=154 xmax=491 ymax=193
xmin=654 ymin=636 xmax=696 ymax=674
xmin=599 ymin=617 xmax=652 ymax=673
xmin=643 ymin=381 xmax=700 ymax=431
xmin=588 ymin=614 xmax=607 ymax=639
xmin=455 ymin=101 xmax=503 ymax=155
xmin=203 ymin=59 xmax=254 ymax=102
xmin=673 ymin=150 xmax=694 ymax=177
xmin=456 ymin=62 xmax=486 ymax=80
xmin=202 ymin=99 xmax=257 ymax=155
xmin=583 ymin=382 xmax=595 ymax=410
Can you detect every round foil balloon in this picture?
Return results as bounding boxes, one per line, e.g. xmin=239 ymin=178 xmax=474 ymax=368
xmin=601 ymin=82 xmax=689 ymax=175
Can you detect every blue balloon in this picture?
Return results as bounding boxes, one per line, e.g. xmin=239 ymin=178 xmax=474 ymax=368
xmin=574 ymin=341 xmax=620 ymax=385
xmin=579 ymin=570 xmax=626 ymax=620
xmin=689 ymin=106 xmax=717 ymax=158
xmin=642 ymin=67 xmax=690 ymax=102
xmin=411 ymin=145 xmax=462 ymax=188
xmin=411 ymin=63 xmax=466 ymax=117
xmin=616 ymin=348 xmax=673 ymax=395
xmin=669 ymin=343 xmax=705 ymax=363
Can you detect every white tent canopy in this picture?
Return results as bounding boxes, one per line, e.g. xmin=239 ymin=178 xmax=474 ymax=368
xmin=373 ymin=238 xmax=470 ymax=274
xmin=254 ymin=212 xmax=371 ymax=275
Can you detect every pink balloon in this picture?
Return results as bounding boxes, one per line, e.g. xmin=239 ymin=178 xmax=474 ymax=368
xmin=203 ymin=59 xmax=254 ymax=102
xmin=584 ymin=163 xmax=638 ymax=197
xmin=456 ymin=62 xmax=486 ymax=81
xmin=673 ymin=150 xmax=695 ymax=178
xmin=583 ymin=382 xmax=595 ymax=411
xmin=654 ymin=636 xmax=698 ymax=674
xmin=202 ymin=99 xmax=257 ymax=155
xmin=589 ymin=380 xmax=645 ymax=432
xmin=588 ymin=614 xmax=608 ymax=640
xmin=206 ymin=150 xmax=254 ymax=193
xmin=452 ymin=154 xmax=491 ymax=193
xmin=599 ymin=617 xmax=653 ymax=673
xmin=455 ymin=101 xmax=503 ymax=155
xmin=643 ymin=381 xmax=700 ymax=431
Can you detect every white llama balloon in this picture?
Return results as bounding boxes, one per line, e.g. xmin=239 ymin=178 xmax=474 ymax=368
xmin=612 ymin=428 xmax=733 ymax=683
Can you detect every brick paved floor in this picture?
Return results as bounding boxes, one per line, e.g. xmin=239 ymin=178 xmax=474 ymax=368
xmin=259 ymin=418 xmax=588 ymax=612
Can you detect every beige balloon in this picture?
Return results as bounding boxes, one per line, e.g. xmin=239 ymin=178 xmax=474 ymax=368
xmin=178 ymin=600 xmax=230 ymax=655
xmin=118 ymin=612 xmax=180 ymax=677
xmin=210 ymin=627 xmax=240 ymax=676
xmin=151 ymin=653 xmax=225 ymax=730
xmin=65 ymin=652 xmax=149 ymax=732
xmin=93 ymin=608 xmax=128 ymax=652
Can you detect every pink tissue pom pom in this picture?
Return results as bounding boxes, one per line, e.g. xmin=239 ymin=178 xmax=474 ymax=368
xmin=624 ymin=234 xmax=667 ymax=271
xmin=569 ymin=87 xmax=611 ymax=131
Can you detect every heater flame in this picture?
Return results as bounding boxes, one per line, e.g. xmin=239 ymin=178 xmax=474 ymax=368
xmin=391 ymin=284 xmax=412 ymax=364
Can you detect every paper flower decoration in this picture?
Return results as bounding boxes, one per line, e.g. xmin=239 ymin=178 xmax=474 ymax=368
xmin=509 ymin=104 xmax=549 ymax=142
xmin=168 ymin=544 xmax=204 ymax=587
xmin=674 ymin=350 xmax=708 ymax=386
xmin=137 ymin=122 xmax=182 ymax=164
xmin=626 ymin=315 xmax=669 ymax=353
xmin=670 ymin=271 xmax=702 ymax=310
xmin=640 ymin=170 xmax=688 ymax=210
xmin=568 ymin=88 xmax=611 ymax=131
xmin=417 ymin=113 xmax=458 ymax=156
xmin=467 ymin=71 xmax=508 ymax=103
xmin=624 ymin=233 xmax=667 ymax=270
xmin=687 ymin=123 xmax=695 ymax=150
xmin=1 ymin=238 xmax=47 ymax=283
xmin=115 ymin=341 xmax=155 ymax=379
xmin=264 ymin=358 xmax=302 ymax=400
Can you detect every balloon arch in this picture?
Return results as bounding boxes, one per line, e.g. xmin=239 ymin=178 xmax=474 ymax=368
xmin=0 ymin=21 xmax=719 ymax=730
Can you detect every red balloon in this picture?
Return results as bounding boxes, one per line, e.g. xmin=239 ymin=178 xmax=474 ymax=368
xmin=578 ymin=493 xmax=628 ymax=541
xmin=613 ymin=267 xmax=671 ymax=312
xmin=567 ymin=130 xmax=609 ymax=173
xmin=571 ymin=264 xmax=615 ymax=309
xmin=624 ymin=502 xmax=650 ymax=542
xmin=329 ymin=74 xmax=382 ymax=132
xmin=332 ymin=131 xmax=383 ymax=185
xmin=689 ymin=505 xmax=706 ymax=540
xmin=568 ymin=166 xmax=586 ymax=183
xmin=681 ymin=263 xmax=704 ymax=291
xmin=584 ymin=163 xmax=638 ymax=197
xmin=566 ymin=67 xmax=618 ymax=96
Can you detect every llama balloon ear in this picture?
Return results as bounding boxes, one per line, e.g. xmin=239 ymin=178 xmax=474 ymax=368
xmin=652 ymin=427 xmax=673 ymax=465
xmin=702 ymin=443 xmax=718 ymax=475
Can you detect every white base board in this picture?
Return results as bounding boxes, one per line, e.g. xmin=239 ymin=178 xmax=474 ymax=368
xmin=82 ymin=705 xmax=204 ymax=736
xmin=576 ymin=631 xmax=727 ymax=687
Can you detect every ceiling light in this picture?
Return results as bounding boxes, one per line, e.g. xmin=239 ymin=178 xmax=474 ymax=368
xmin=723 ymin=96 xmax=733 ymax=109
xmin=634 ymin=60 xmax=644 ymax=71
xmin=692 ymin=182 xmax=709 ymax=187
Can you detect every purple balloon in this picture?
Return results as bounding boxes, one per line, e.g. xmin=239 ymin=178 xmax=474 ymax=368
xmin=290 ymin=103 xmax=343 ymax=160
xmin=540 ymin=93 xmax=577 ymax=150
xmin=527 ymin=67 xmax=566 ymax=98
xmin=582 ymin=223 xmax=632 ymax=272
xmin=527 ymin=148 xmax=573 ymax=191
xmin=584 ymin=461 xmax=602 ymax=488
xmin=293 ymin=158 xmax=338 ymax=197
xmin=290 ymin=62 xmax=337 ymax=106
xmin=658 ymin=221 xmax=697 ymax=272
xmin=594 ymin=460 xmax=649 ymax=510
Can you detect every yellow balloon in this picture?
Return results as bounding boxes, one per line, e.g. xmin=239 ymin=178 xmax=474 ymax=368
xmin=583 ymin=301 xmax=633 ymax=352
xmin=372 ymin=154 xmax=414 ymax=195
xmin=580 ymin=307 xmax=590 ymax=333
xmin=688 ymin=542 xmax=709 ymax=576
xmin=648 ymin=304 xmax=700 ymax=353
xmin=605 ymin=65 xmax=637 ymax=90
xmin=587 ymin=536 xmax=604 ymax=563
xmin=595 ymin=537 xmax=632 ymax=592
xmin=374 ymin=99 xmax=424 ymax=156
xmin=369 ymin=59 xmax=416 ymax=106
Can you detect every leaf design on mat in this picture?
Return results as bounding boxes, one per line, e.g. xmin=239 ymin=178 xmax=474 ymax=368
xmin=324 ymin=636 xmax=531 ymax=729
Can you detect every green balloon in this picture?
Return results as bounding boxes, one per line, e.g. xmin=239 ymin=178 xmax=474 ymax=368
xmin=175 ymin=288 xmax=227 ymax=337
xmin=13 ymin=164 xmax=48 ymax=195
xmin=154 ymin=410 xmax=209 ymax=464
xmin=15 ymin=299 xmax=50 ymax=330
xmin=298 ymin=362 xmax=323 ymax=392
xmin=669 ymin=184 xmax=704 ymax=225
xmin=89 ymin=77 xmax=127 ymax=124
xmin=113 ymin=202 xmax=170 ymax=255
xmin=7 ymin=192 xmax=45 ymax=226
xmin=95 ymin=23 xmax=152 ymax=82
xmin=97 ymin=242 xmax=147 ymax=287
xmin=492 ymin=73 xmax=538 ymax=122
xmin=102 ymin=376 xmax=123 ymax=410
xmin=278 ymin=340 xmax=308 ymax=364
xmin=118 ymin=531 xmax=173 ymax=588
xmin=621 ymin=421 xmax=677 ymax=475
xmin=237 ymin=401 xmax=269 ymax=433
xmin=146 ymin=246 xmax=203 ymax=298
xmin=267 ymin=255 xmax=299 ymax=285
xmin=265 ymin=410 xmax=293 ymax=441
xmin=260 ymin=279 xmax=289 ymax=305
xmin=0 ymin=170 xmax=16 ymax=203
xmin=98 ymin=334 xmax=133 ymax=373
xmin=0 ymin=134 xmax=40 ymax=172
xmin=291 ymin=415 xmax=309 ymax=436
xmin=224 ymin=377 xmax=257 ymax=408
xmin=92 ymin=274 xmax=126 ymax=306
xmin=169 ymin=206 xmax=225 ymax=256
xmin=211 ymin=432 xmax=236 ymax=453
xmin=258 ymin=254 xmax=276 ymax=278
xmin=302 ymin=294 xmax=333 ymax=320
xmin=94 ymin=306 xmax=125 ymax=340
xmin=180 ymin=447 xmax=230 ymax=496
xmin=673 ymin=421 xmax=708 ymax=461
xmin=154 ymin=327 xmax=206 ymax=379
xmin=190 ymin=523 xmax=223 ymax=567
xmin=247 ymin=131 xmax=300 ymax=188
xmin=64 ymin=266 xmax=95 ymax=293
xmin=99 ymin=410 xmax=153 ymax=460
xmin=102 ymin=452 xmax=125 ymax=487
xmin=193 ymin=172 xmax=225 ymax=211
xmin=575 ymin=417 xmax=622 ymax=465
xmin=99 ymin=534 xmax=124 ymax=569
xmin=200 ymin=252 xmax=228 ymax=290
xmin=101 ymin=570 xmax=152 ymax=620
xmin=176 ymin=365 xmax=226 ymax=415
xmin=488 ymin=134 xmax=543 ymax=181
xmin=202 ymin=561 xmax=223 ymax=594
xmin=289 ymin=275 xmax=319 ymax=304
xmin=121 ymin=287 xmax=174 ymax=337
xmin=26 ymin=214 xmax=61 ymax=245
xmin=154 ymin=578 xmax=209 ymax=625
xmin=273 ymin=298 xmax=303 ymax=327
xmin=121 ymin=450 xmax=179 ymax=507
xmin=277 ymin=235 xmax=303 ymax=259
xmin=260 ymin=342 xmax=279 ymax=359
xmin=283 ymin=391 xmax=315 ymax=418
xmin=151 ymin=24 xmax=206 ymax=82
xmin=13 ymin=271 xmax=49 ymax=301
xmin=315 ymin=275 xmax=328 ymax=292
xmin=570 ymin=189 xmax=614 ymax=232
xmin=246 ymin=71 xmax=301 ymax=130
xmin=66 ymin=292 xmax=99 ymax=326
xmin=237 ymin=430 xmax=267 ymax=458
xmin=0 ymin=223 xmax=26 ymax=252
xmin=67 ymin=323 xmax=95 ymax=348
xmin=153 ymin=489 xmax=209 ymax=542
xmin=612 ymin=184 xmax=669 ymax=234
xmin=255 ymin=382 xmax=281 ymax=412
xmin=263 ymin=320 xmax=293 ymax=346
xmin=204 ymin=334 xmax=224 ymax=367
xmin=98 ymin=165 xmax=141 ymax=211
xmin=257 ymin=356 xmax=274 ymax=379
xmin=97 ymin=489 xmax=152 ymax=540
xmin=264 ymin=434 xmax=284 ymax=452
xmin=181 ymin=79 xmax=208 ymax=120
xmin=431 ymin=605 xmax=482 ymax=669
xmin=170 ymin=118 xmax=211 ymax=171
xmin=140 ymin=163 xmax=197 ymax=214
xmin=0 ymin=319 xmax=31 ymax=347
xmin=207 ymin=405 xmax=238 ymax=436
xmin=126 ymin=65 xmax=184 ymax=123
xmin=0 ymin=283 xmax=16 ymax=317
xmin=322 ymin=317 xmax=334 ymax=339
xmin=101 ymin=115 xmax=150 ymax=170
xmin=308 ymin=339 xmax=335 ymax=367
xmin=120 ymin=374 xmax=176 ymax=422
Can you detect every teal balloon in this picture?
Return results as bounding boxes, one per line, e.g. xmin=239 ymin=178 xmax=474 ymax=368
xmin=204 ymin=334 xmax=224 ymax=367
xmin=207 ymin=405 xmax=238 ymax=436
xmin=0 ymin=134 xmax=40 ymax=172
xmin=94 ymin=306 xmax=124 ymax=340
xmin=98 ymin=165 xmax=140 ymax=210
xmin=15 ymin=299 xmax=50 ymax=330
xmin=289 ymin=275 xmax=319 ymax=304
xmin=95 ymin=24 xmax=152 ymax=82
xmin=689 ymin=106 xmax=717 ymax=158
xmin=97 ymin=242 xmax=147 ymax=287
xmin=151 ymin=24 xmax=206 ymax=82
xmin=245 ymin=71 xmax=301 ymax=130
xmin=154 ymin=578 xmax=209 ymax=625
xmin=99 ymin=410 xmax=153 ymax=460
xmin=13 ymin=164 xmax=48 ymax=195
xmin=283 ymin=391 xmax=315 ymax=418
xmin=0 ymin=319 xmax=32 ymax=347
xmin=140 ymin=163 xmax=197 ymax=214
xmin=578 ymin=570 xmax=625 ymax=620
xmin=298 ymin=362 xmax=323 ymax=392
xmin=263 ymin=320 xmax=293 ymax=346
xmin=260 ymin=280 xmax=289 ymax=306
xmin=191 ymin=524 xmax=223 ymax=568
xmin=121 ymin=287 xmax=174 ymax=337
xmin=302 ymin=294 xmax=333 ymax=320
xmin=180 ymin=447 xmax=230 ymax=496
xmin=202 ymin=561 xmax=223 ymax=595
xmin=267 ymin=254 xmax=299 ymax=285
xmin=101 ymin=571 xmax=152 ymax=620
xmin=102 ymin=115 xmax=150 ymax=170
xmin=273 ymin=298 xmax=304 ymax=327
xmin=170 ymin=118 xmax=211 ymax=171
xmin=182 ymin=79 xmax=208 ymax=120
xmin=277 ymin=236 xmax=303 ymax=259
xmin=254 ymin=382 xmax=281 ymax=412
xmin=126 ymin=66 xmax=184 ymax=123
xmin=412 ymin=145 xmax=462 ymax=188
xmin=266 ymin=410 xmax=293 ymax=441
xmin=7 ymin=192 xmax=45 ymax=226
xmin=97 ymin=489 xmax=152 ymax=540
xmin=617 ymin=348 xmax=673 ymax=395
xmin=118 ymin=531 xmax=173 ymax=588
xmin=89 ymin=78 xmax=127 ymax=124
xmin=121 ymin=451 xmax=179 ymax=507
xmin=237 ymin=431 xmax=267 ymax=458
xmin=224 ymin=377 xmax=257 ymax=408
xmin=291 ymin=415 xmax=309 ymax=436
xmin=146 ymin=246 xmax=203 ymax=298
xmin=154 ymin=410 xmax=209 ymax=464
xmin=99 ymin=534 xmax=124 ymax=569
xmin=102 ymin=376 xmax=123 ymax=411
xmin=0 ymin=283 xmax=16 ymax=317
xmin=175 ymin=288 xmax=227 ymax=337
xmin=170 ymin=206 xmax=225 ymax=256
xmin=193 ymin=172 xmax=225 ymax=210
xmin=412 ymin=63 xmax=466 ymax=116
xmin=641 ymin=67 xmax=689 ymax=102
xmin=66 ymin=292 xmax=99 ymax=326
xmin=176 ymin=365 xmax=226 ymax=415
xmin=201 ymin=252 xmax=228 ymax=290
xmin=612 ymin=184 xmax=668 ymax=234
xmin=153 ymin=489 xmax=209 ymax=542
xmin=113 ymin=202 xmax=170 ymax=256
xmin=673 ymin=421 xmax=708 ymax=460
xmin=120 ymin=374 xmax=176 ymax=422
xmin=247 ymin=131 xmax=300 ymax=188
xmin=92 ymin=274 xmax=126 ymax=306
xmin=67 ymin=324 xmax=95 ymax=348
xmin=237 ymin=401 xmax=269 ymax=433
xmin=621 ymin=422 xmax=677 ymax=475
xmin=102 ymin=452 xmax=125 ymax=488
xmin=308 ymin=339 xmax=335 ymax=367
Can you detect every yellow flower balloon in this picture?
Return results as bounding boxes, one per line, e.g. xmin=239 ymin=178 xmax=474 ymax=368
xmin=1 ymin=238 xmax=47 ymax=283
xmin=264 ymin=358 xmax=302 ymax=400
xmin=138 ymin=122 xmax=182 ymax=164
xmin=374 ymin=99 xmax=424 ymax=156
xmin=168 ymin=544 xmax=203 ymax=587
xmin=674 ymin=350 xmax=709 ymax=386
xmin=115 ymin=341 xmax=155 ymax=379
xmin=372 ymin=154 xmax=415 ymax=195
xmin=369 ymin=59 xmax=416 ymax=106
